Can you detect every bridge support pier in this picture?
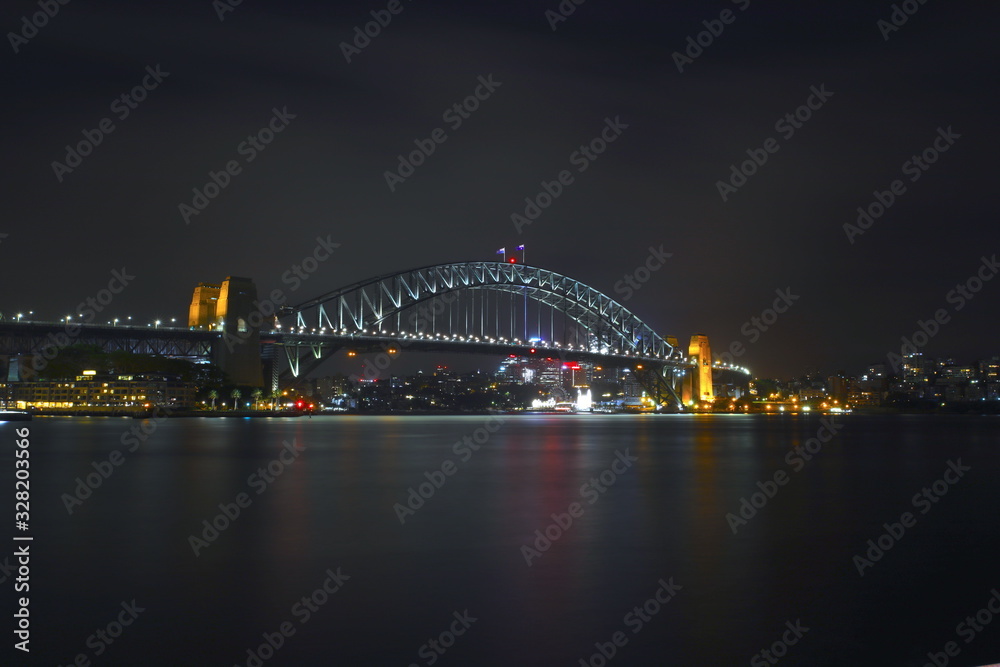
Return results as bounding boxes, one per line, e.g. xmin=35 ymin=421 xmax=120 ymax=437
xmin=633 ymin=364 xmax=685 ymax=411
xmin=200 ymin=277 xmax=264 ymax=387
xmin=687 ymin=334 xmax=714 ymax=407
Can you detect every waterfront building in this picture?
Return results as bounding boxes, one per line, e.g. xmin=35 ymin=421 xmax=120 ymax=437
xmin=2 ymin=372 xmax=197 ymax=411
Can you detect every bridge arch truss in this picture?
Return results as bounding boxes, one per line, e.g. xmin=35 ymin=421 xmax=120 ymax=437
xmin=284 ymin=262 xmax=682 ymax=361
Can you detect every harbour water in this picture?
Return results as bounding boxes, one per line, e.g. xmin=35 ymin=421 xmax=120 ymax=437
xmin=4 ymin=414 xmax=998 ymax=666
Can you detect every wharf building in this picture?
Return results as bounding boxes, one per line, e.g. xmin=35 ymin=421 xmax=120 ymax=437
xmin=1 ymin=371 xmax=196 ymax=411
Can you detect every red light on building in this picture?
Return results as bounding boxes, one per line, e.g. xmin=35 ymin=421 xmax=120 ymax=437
xmin=509 ymin=257 xmax=517 ymax=263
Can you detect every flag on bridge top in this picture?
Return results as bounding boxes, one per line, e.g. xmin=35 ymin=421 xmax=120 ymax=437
xmin=496 ymin=248 xmax=505 ymax=254
xmin=516 ymin=245 xmax=524 ymax=250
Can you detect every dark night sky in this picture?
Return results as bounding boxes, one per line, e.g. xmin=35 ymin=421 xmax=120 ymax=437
xmin=3 ymin=0 xmax=998 ymax=378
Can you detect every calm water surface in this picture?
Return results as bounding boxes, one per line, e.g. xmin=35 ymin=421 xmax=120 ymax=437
xmin=2 ymin=414 xmax=998 ymax=666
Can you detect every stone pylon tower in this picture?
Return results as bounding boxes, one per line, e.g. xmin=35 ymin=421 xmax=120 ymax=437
xmin=688 ymin=334 xmax=714 ymax=405
xmin=190 ymin=276 xmax=264 ymax=387
xmin=188 ymin=283 xmax=221 ymax=328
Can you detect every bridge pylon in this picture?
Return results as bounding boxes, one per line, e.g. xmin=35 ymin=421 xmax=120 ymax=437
xmin=682 ymin=334 xmax=714 ymax=407
xmin=188 ymin=276 xmax=264 ymax=387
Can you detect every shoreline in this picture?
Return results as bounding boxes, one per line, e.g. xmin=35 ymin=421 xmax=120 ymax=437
xmin=15 ymin=406 xmax=1000 ymax=418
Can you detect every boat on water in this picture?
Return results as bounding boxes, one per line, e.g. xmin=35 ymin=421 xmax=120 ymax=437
xmin=0 ymin=410 xmax=32 ymax=421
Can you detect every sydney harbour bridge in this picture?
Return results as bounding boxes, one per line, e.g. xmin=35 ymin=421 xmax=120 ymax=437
xmin=0 ymin=262 xmax=751 ymax=409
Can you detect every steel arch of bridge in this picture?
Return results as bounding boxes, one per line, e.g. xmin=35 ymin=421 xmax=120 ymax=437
xmin=286 ymin=262 xmax=682 ymax=361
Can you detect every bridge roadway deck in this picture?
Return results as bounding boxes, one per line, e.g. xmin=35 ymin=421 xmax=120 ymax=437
xmin=0 ymin=321 xmax=214 ymax=356
xmin=0 ymin=321 xmax=750 ymax=381
xmin=265 ymin=330 xmax=689 ymax=370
